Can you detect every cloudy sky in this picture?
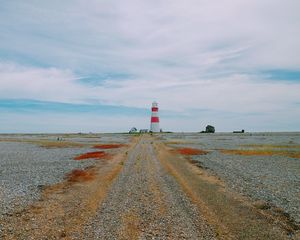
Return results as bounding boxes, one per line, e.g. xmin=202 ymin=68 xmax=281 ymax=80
xmin=0 ymin=0 xmax=299 ymax=133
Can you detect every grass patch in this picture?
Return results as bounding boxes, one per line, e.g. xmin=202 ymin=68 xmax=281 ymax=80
xmin=241 ymin=144 xmax=300 ymax=149
xmin=165 ymin=140 xmax=197 ymax=145
xmin=253 ymin=200 xmax=271 ymax=210
xmin=38 ymin=141 xmax=87 ymax=148
xmin=0 ymin=138 xmax=87 ymax=148
xmin=220 ymin=149 xmax=300 ymax=158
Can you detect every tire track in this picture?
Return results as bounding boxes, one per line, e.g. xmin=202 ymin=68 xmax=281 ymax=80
xmin=84 ymin=135 xmax=215 ymax=239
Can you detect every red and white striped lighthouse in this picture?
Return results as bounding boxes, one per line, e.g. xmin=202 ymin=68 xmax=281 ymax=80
xmin=150 ymin=101 xmax=160 ymax=132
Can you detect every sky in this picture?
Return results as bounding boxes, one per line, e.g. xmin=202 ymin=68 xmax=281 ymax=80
xmin=0 ymin=0 xmax=300 ymax=133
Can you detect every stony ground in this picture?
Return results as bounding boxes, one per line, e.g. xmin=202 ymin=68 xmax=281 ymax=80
xmin=0 ymin=133 xmax=131 ymax=216
xmin=192 ymin=151 xmax=300 ymax=223
xmin=0 ymin=133 xmax=298 ymax=239
xmin=159 ymin=132 xmax=300 ymax=223
xmin=0 ymin=142 xmax=94 ymax=215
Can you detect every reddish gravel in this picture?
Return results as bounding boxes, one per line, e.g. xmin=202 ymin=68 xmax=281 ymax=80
xmin=93 ymin=144 xmax=125 ymax=149
xmin=177 ymin=148 xmax=209 ymax=155
xmin=74 ymin=151 xmax=109 ymax=160
xmin=66 ymin=169 xmax=96 ymax=182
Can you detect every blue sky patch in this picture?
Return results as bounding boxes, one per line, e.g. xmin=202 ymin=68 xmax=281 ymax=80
xmin=262 ymin=70 xmax=300 ymax=82
xmin=0 ymin=99 xmax=148 ymax=116
xmin=77 ymin=72 xmax=134 ymax=86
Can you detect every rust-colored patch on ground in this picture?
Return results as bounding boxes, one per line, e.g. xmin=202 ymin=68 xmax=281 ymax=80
xmin=176 ymin=147 xmax=209 ymax=155
xmin=93 ymin=143 xmax=125 ymax=149
xmin=220 ymin=149 xmax=300 ymax=158
xmin=74 ymin=151 xmax=109 ymax=160
xmin=66 ymin=168 xmax=96 ymax=182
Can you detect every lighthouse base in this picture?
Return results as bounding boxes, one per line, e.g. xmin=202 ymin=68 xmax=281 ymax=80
xmin=150 ymin=123 xmax=160 ymax=132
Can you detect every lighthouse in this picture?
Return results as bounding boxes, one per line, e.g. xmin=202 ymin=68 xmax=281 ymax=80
xmin=150 ymin=101 xmax=160 ymax=132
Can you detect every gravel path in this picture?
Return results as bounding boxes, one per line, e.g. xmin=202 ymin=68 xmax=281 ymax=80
xmin=159 ymin=132 xmax=300 ymax=224
xmin=84 ymin=136 xmax=216 ymax=239
xmin=193 ymin=151 xmax=300 ymax=223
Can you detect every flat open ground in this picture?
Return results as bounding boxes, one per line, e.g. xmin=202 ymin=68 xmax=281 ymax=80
xmin=0 ymin=133 xmax=299 ymax=239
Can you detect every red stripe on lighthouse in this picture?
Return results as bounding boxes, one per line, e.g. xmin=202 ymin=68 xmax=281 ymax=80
xmin=152 ymin=107 xmax=158 ymax=112
xmin=151 ymin=117 xmax=159 ymax=123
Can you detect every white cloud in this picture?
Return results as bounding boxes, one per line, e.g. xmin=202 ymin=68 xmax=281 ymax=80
xmin=1 ymin=62 xmax=299 ymax=115
xmin=1 ymin=0 xmax=300 ymax=71
xmin=0 ymin=1 xmax=300 ymax=131
xmin=0 ymin=62 xmax=86 ymax=103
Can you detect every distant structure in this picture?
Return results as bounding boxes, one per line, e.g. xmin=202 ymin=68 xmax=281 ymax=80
xmin=129 ymin=127 xmax=137 ymax=134
xmin=201 ymin=125 xmax=215 ymax=133
xmin=150 ymin=101 xmax=160 ymax=132
xmin=140 ymin=129 xmax=148 ymax=133
xmin=233 ymin=129 xmax=245 ymax=133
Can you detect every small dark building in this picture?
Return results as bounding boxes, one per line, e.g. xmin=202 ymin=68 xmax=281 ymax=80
xmin=139 ymin=129 xmax=148 ymax=133
xmin=205 ymin=125 xmax=215 ymax=133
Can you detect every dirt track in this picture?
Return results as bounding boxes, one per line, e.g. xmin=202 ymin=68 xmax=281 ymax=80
xmin=1 ymin=135 xmax=298 ymax=239
xmin=84 ymin=135 xmax=215 ymax=239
